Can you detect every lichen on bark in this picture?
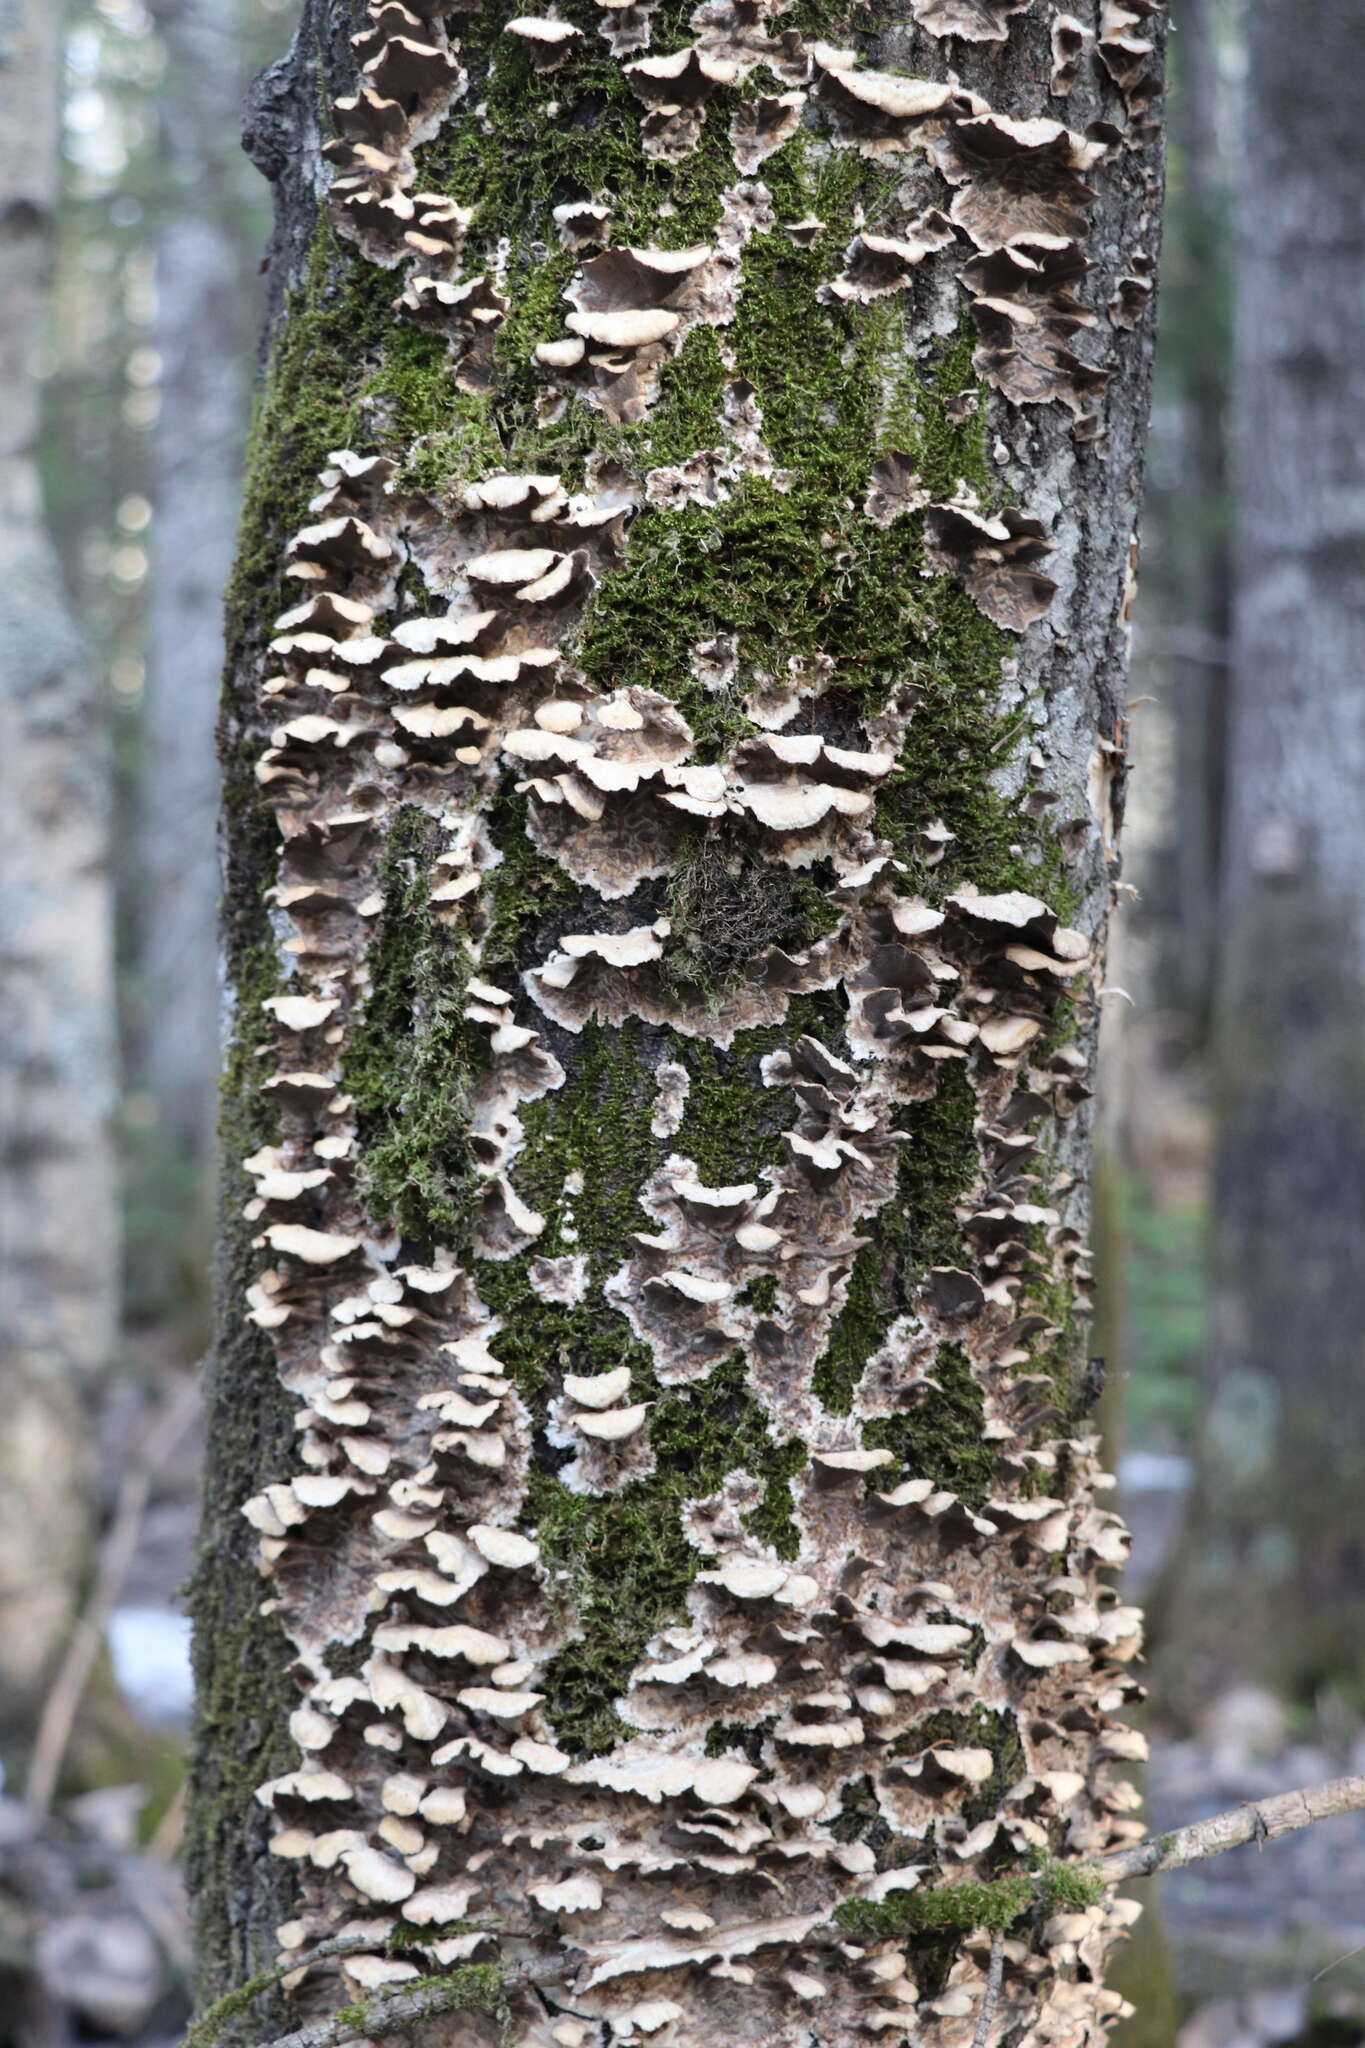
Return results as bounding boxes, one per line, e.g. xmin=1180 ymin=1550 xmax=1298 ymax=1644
xmin=193 ymin=0 xmax=1167 ymax=2040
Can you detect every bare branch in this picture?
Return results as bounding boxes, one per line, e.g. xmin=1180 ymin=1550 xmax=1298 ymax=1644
xmin=1100 ymin=1773 xmax=1365 ymax=1883
xmin=971 ymin=1931 xmax=1007 ymax=2048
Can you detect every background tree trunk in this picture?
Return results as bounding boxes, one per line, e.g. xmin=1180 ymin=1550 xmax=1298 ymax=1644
xmin=0 ymin=0 xmax=119 ymax=1745
xmin=1160 ymin=0 xmax=1229 ymax=1030
xmin=1157 ymin=0 xmax=1365 ymax=1718
xmin=192 ymin=2 xmax=1165 ymax=2037
xmin=134 ymin=0 xmax=278 ymax=1312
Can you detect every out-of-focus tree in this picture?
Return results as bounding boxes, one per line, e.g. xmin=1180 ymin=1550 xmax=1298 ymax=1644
xmin=0 ymin=0 xmax=118 ymax=1743
xmin=43 ymin=0 xmax=289 ymax=1330
xmin=1151 ymin=0 xmax=1231 ymax=1029
xmin=134 ymin=0 xmax=288 ymax=1326
xmin=1109 ymin=0 xmax=1232 ymax=1045
xmin=1159 ymin=0 xmax=1365 ymax=1713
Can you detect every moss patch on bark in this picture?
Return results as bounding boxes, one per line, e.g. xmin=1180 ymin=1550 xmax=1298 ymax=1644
xmin=522 ymin=1353 xmax=806 ymax=1755
xmin=343 ymin=807 xmax=485 ymax=1246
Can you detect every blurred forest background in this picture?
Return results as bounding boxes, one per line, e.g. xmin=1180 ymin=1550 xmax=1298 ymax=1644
xmin=3 ymin=1 xmax=1364 ymax=2043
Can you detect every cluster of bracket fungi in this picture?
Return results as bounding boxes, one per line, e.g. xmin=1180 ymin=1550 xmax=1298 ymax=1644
xmin=240 ymin=0 xmax=1163 ymax=2040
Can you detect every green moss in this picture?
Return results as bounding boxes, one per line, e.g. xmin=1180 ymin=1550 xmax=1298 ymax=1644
xmin=388 ymin=1921 xmax=490 ymax=1954
xmin=188 ymin=834 xmax=296 ymax=2015
xmin=660 ymin=989 xmax=847 ymax=1189
xmin=475 ymin=1271 xmax=655 ymax=1418
xmin=365 ymin=324 xmax=504 ymax=494
xmin=184 ymin=1559 xmax=297 ymax=2019
xmin=415 ymin=0 xmax=748 ymax=248
xmin=813 ymin=1069 xmax=981 ymax=1414
xmin=664 ymin=1029 xmax=794 ymax=1186
xmin=526 ymin=1354 xmax=805 ymax=1754
xmin=863 ymin=1341 xmax=994 ymax=1510
xmin=343 ymin=808 xmax=485 ymax=1247
xmin=834 ymin=1859 xmax=1107 ymax=1942
xmin=186 ymin=1966 xmax=288 ymax=2048
xmin=724 ymin=137 xmax=990 ymax=499
xmin=218 ymin=941 xmax=281 ymax=1161
xmin=479 ymin=785 xmax=577 ymax=972
xmin=1026 ymin=1239 xmax=1090 ymax=1423
xmin=509 ymin=1017 xmax=658 ymax=1264
xmin=641 ymin=325 xmax=731 ymax=469
xmin=837 ymin=1877 xmax=1034 ymax=1941
xmin=813 ymin=1241 xmax=887 ymax=1414
xmin=745 ymin=1439 xmax=808 ymax=1553
xmin=891 ymin=1070 xmax=986 ymax=1270
xmin=332 ymin=1964 xmax=507 ymax=2037
xmin=222 ymin=227 xmax=395 ymax=665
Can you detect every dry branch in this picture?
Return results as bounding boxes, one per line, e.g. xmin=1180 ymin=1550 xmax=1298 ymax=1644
xmin=1099 ymin=1772 xmax=1365 ymax=1882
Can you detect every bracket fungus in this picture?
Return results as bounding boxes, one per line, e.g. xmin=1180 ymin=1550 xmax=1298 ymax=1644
xmin=221 ymin=0 xmax=1167 ymax=2039
xmin=910 ymin=0 xmax=1033 ymax=41
xmin=924 ymin=491 xmax=1059 ymax=631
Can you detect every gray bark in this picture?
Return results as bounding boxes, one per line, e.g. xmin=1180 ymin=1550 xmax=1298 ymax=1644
xmin=139 ymin=0 xmax=270 ymax=1168
xmin=1160 ymin=0 xmax=1365 ymax=1711
xmin=0 ymin=0 xmax=118 ymax=1731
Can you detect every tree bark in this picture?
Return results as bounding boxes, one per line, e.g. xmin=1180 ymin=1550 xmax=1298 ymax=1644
xmin=0 ymin=0 xmax=119 ymax=1740
xmin=1157 ymin=0 xmax=1365 ymax=1716
xmin=191 ymin=3 xmax=1166 ymax=2041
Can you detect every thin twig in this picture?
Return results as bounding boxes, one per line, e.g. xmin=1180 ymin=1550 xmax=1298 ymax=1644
xmin=971 ymin=1931 xmax=1007 ymax=2048
xmin=185 ymin=1939 xmax=378 ymax=2048
xmin=147 ymin=1776 xmax=189 ymax=1861
xmin=1100 ymin=1773 xmax=1365 ymax=1883
xmin=24 ymin=1375 xmax=199 ymax=1816
xmin=255 ymin=1951 xmax=576 ymax=2048
xmin=1313 ymin=1940 xmax=1365 ymax=1984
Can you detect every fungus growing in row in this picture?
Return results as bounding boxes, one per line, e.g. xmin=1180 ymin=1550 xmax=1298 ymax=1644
xmin=226 ymin=0 xmax=1166 ymax=2034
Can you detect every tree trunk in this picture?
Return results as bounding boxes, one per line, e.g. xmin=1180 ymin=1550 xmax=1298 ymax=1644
xmin=0 ymin=0 xmax=118 ymax=1742
xmin=1161 ymin=0 xmax=1229 ymax=1030
xmin=191 ymin=2 xmax=1166 ymax=2039
xmin=138 ymin=0 xmax=271 ymax=1216
xmin=1158 ymin=0 xmax=1365 ymax=1716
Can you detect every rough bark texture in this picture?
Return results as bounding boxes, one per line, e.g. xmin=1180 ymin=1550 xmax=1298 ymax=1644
xmin=0 ymin=0 xmax=118 ymax=1735
xmin=1158 ymin=0 xmax=1365 ymax=1715
xmin=192 ymin=1 xmax=1165 ymax=2041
